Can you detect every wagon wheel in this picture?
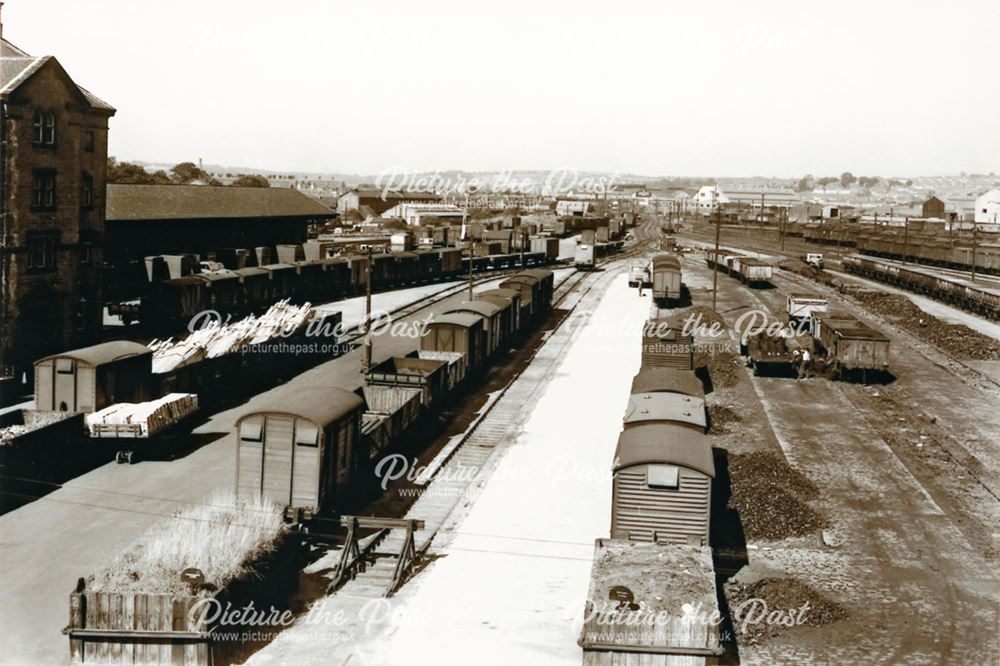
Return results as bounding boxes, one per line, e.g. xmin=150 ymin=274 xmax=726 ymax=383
xmin=115 ymin=450 xmax=126 ymax=464
xmin=125 ymin=450 xmax=137 ymax=464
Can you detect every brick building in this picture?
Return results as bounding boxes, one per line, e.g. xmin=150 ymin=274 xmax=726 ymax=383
xmin=1 ymin=32 xmax=115 ymax=382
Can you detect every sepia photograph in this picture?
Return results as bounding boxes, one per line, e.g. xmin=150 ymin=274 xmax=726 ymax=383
xmin=1 ymin=1 xmax=998 ymax=664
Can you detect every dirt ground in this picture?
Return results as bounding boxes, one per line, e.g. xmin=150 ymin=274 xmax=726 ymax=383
xmin=678 ymin=241 xmax=1000 ymax=665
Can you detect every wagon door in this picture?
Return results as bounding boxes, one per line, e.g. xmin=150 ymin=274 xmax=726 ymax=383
xmin=291 ymin=419 xmax=321 ymax=510
xmin=54 ymin=358 xmax=77 ymax=412
xmin=262 ymin=415 xmax=295 ymax=506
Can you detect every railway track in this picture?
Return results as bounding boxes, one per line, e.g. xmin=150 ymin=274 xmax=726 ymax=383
xmin=323 ymin=257 xmax=628 ymax=601
xmin=679 ymin=251 xmax=1000 ymax=510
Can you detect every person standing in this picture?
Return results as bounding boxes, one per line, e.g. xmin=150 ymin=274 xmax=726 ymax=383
xmin=800 ymin=348 xmax=812 ymax=379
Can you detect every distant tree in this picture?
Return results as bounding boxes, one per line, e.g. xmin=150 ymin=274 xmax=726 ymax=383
xmin=230 ymin=174 xmax=270 ymax=188
xmin=840 ymin=172 xmax=856 ymax=188
xmin=795 ymin=175 xmax=815 ymax=192
xmin=170 ymin=162 xmax=221 ymax=186
xmin=107 ymin=157 xmax=171 ymax=184
xmin=817 ymin=177 xmax=838 ymax=191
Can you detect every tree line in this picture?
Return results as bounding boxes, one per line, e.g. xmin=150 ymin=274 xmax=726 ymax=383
xmin=106 ymin=158 xmax=270 ymax=187
xmin=795 ymin=172 xmax=912 ymax=193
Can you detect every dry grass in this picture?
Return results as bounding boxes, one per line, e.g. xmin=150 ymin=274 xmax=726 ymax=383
xmin=89 ymin=493 xmax=287 ymax=596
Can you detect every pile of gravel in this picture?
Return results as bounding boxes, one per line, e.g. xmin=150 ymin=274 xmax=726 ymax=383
xmin=696 ymin=347 xmax=743 ymax=389
xmin=727 ymin=451 xmax=826 ymax=540
xmin=852 ymin=291 xmax=1000 ymax=360
xmin=708 ymin=403 xmax=742 ymax=434
xmin=725 ymin=577 xmax=849 ymax=645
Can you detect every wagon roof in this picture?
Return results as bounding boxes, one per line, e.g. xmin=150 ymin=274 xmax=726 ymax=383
xmin=447 ymin=300 xmax=501 ymax=318
xmin=788 ymin=292 xmax=826 ymax=300
xmin=479 ymin=288 xmax=521 ymax=300
xmin=624 ymin=393 xmax=706 ymax=428
xmin=630 ymin=369 xmax=704 ymax=397
xmin=651 ymin=253 xmax=680 ymax=265
xmin=500 ymin=275 xmax=540 ymax=287
xmin=242 ymin=385 xmax=363 ymax=426
xmin=472 ymin=295 xmax=511 ymax=311
xmin=429 ymin=312 xmax=484 ymax=328
xmin=36 ymin=341 xmax=152 ymax=367
xmin=518 ymin=268 xmax=553 ymax=280
xmin=613 ymin=423 xmax=714 ymax=477
xmin=261 ymin=263 xmax=295 ymax=271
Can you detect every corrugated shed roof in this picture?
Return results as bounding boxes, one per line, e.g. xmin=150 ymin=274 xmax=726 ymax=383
xmin=36 ymin=341 xmax=151 ymax=367
xmin=630 ymin=369 xmax=704 ymax=398
xmin=613 ymin=424 xmax=714 ymax=477
xmin=106 ymin=184 xmax=338 ymax=221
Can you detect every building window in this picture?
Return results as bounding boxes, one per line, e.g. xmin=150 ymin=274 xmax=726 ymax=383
xmin=26 ymin=233 xmax=58 ymax=271
xmin=84 ymin=130 xmax=95 ymax=152
xmin=81 ymin=242 xmax=94 ymax=265
xmin=32 ymin=170 xmax=57 ymax=210
xmin=33 ymin=109 xmax=56 ymax=146
xmin=81 ymin=172 xmax=94 ymax=209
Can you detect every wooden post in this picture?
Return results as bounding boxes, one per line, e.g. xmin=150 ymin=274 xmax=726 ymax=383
xmin=69 ymin=578 xmax=86 ymax=663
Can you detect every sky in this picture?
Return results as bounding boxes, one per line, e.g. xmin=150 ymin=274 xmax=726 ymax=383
xmin=4 ymin=0 xmax=998 ymax=177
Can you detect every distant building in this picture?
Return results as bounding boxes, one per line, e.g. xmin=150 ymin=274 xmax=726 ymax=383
xmin=555 ymin=200 xmax=593 ymax=216
xmin=381 ymin=202 xmax=465 ymax=227
xmin=693 ymin=185 xmax=726 ymax=213
xmin=1 ymin=32 xmax=115 ymax=380
xmin=921 ymin=195 xmax=946 ymax=219
xmin=103 ymin=184 xmax=337 ymax=300
xmin=337 ymin=188 xmax=440 ymax=216
xmin=974 ymin=188 xmax=1000 ymax=226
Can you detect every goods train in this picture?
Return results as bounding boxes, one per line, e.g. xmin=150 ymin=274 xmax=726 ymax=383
xmin=578 ymin=317 xmax=722 ymax=663
xmin=233 ymin=269 xmax=555 ymax=520
xmin=138 ymin=246 xmax=556 ymax=330
xmin=802 ymin=223 xmax=1000 ymax=275
xmin=704 ymin=249 xmax=773 ymax=287
xmin=842 ymin=255 xmax=1000 ymax=320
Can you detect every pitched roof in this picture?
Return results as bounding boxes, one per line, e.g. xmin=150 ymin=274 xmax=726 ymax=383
xmin=106 ymin=184 xmax=339 ymax=222
xmin=0 ymin=38 xmax=114 ymax=111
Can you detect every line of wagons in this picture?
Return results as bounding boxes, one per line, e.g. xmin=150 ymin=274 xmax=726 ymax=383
xmin=842 ymin=254 xmax=1000 ymax=320
xmin=139 ymin=246 xmax=557 ymax=330
xmin=704 ymin=249 xmax=774 ymax=287
xmin=231 ymin=269 xmax=555 ymax=522
xmin=579 ymin=312 xmax=724 ymax=664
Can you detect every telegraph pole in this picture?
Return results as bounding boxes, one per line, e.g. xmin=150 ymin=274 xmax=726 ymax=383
xmin=464 ymin=190 xmax=474 ymax=300
xmin=971 ymin=219 xmax=980 ymax=282
xmin=711 ymin=189 xmax=721 ymax=311
xmin=902 ymin=216 xmax=909 ymax=264
xmin=362 ymin=245 xmax=373 ymax=374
